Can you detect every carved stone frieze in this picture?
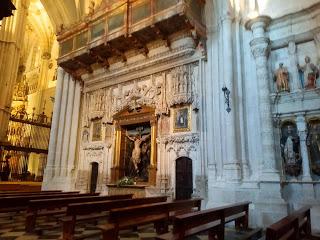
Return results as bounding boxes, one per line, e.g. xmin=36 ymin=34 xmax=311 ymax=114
xmin=167 ymin=64 xmax=198 ymax=108
xmin=160 ymin=133 xmax=199 ymax=157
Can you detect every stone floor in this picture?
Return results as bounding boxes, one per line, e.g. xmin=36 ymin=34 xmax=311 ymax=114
xmin=0 ymin=211 xmax=262 ymax=240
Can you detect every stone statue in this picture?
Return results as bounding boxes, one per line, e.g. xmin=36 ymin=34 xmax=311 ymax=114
xmin=280 ymin=124 xmax=301 ymax=176
xmin=126 ymin=133 xmax=150 ymax=172
xmin=307 ymin=122 xmax=320 ymax=175
xmin=274 ymin=63 xmax=289 ymax=92
xmin=297 ymin=56 xmax=319 ymax=89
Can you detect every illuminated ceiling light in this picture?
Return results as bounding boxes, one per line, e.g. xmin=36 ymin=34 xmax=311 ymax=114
xmin=0 ymin=0 xmax=16 ymax=21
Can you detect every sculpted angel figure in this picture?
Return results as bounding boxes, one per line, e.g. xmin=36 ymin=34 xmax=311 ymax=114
xmin=274 ymin=63 xmax=289 ymax=92
xmin=126 ymin=133 xmax=150 ymax=172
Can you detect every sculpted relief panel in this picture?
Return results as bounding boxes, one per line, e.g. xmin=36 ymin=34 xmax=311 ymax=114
xmin=82 ymin=62 xmax=199 ymax=129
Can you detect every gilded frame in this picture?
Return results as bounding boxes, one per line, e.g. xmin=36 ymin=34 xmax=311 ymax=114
xmin=173 ymin=105 xmax=191 ymax=132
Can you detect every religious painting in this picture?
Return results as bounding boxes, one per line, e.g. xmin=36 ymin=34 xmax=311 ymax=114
xmin=123 ymin=123 xmax=151 ymax=182
xmin=173 ymin=106 xmax=191 ymax=132
xmin=92 ymin=119 xmax=102 ymax=142
xmin=280 ymin=122 xmax=301 ymax=177
xmin=307 ymin=120 xmax=320 ymax=176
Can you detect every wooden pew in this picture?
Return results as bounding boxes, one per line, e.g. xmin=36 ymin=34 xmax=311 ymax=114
xmin=156 ymin=201 xmax=260 ymax=240
xmin=0 ymin=192 xmax=95 ymax=213
xmin=0 ymin=191 xmax=64 ymax=197
xmin=62 ymin=196 xmax=167 ymax=240
xmin=266 ymin=206 xmax=320 ymax=240
xmin=25 ymin=194 xmax=133 ymax=233
xmin=99 ymin=198 xmax=202 ymax=240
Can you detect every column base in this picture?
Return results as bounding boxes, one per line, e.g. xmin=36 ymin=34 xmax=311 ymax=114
xmin=223 ymin=163 xmax=242 ymax=182
xmin=260 ymin=169 xmax=280 ymax=181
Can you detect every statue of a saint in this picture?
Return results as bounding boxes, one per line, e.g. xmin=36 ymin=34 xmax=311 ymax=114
xmin=274 ymin=63 xmax=289 ymax=92
xmin=307 ymin=122 xmax=320 ymax=175
xmin=297 ymin=56 xmax=319 ymax=89
xmin=126 ymin=133 xmax=150 ymax=172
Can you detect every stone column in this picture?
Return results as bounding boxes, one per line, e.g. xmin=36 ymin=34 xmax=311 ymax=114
xmin=287 ymin=41 xmax=301 ymax=91
xmin=245 ymin=16 xmax=279 ymax=180
xmin=54 ymin=73 xmax=70 ymax=176
xmin=67 ymin=80 xmax=82 ymax=176
xmin=0 ymin=0 xmax=30 ymax=143
xmin=43 ymin=67 xmax=65 ymax=180
xmin=296 ymin=114 xmax=312 ymax=181
xmin=60 ymin=77 xmax=76 ymax=176
xmin=221 ymin=14 xmax=241 ymax=181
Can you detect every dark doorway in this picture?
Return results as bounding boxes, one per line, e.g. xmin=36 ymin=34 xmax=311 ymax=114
xmin=175 ymin=157 xmax=193 ymax=200
xmin=90 ymin=162 xmax=99 ymax=193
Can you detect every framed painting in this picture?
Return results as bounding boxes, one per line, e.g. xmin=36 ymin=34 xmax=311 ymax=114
xmin=173 ymin=106 xmax=191 ymax=132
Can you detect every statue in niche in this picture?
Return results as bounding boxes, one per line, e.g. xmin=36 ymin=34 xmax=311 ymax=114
xmin=82 ymin=129 xmax=89 ymax=143
xmin=297 ymin=56 xmax=319 ymax=89
xmin=307 ymin=120 xmax=320 ymax=176
xmin=124 ymin=125 xmax=151 ymax=181
xmin=280 ymin=123 xmax=301 ymax=177
xmin=274 ymin=63 xmax=289 ymax=92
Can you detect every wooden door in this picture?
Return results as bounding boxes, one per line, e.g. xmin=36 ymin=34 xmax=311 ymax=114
xmin=175 ymin=157 xmax=193 ymax=200
xmin=90 ymin=162 xmax=99 ymax=193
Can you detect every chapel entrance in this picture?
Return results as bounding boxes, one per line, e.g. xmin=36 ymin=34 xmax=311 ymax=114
xmin=90 ymin=162 xmax=99 ymax=193
xmin=175 ymin=157 xmax=193 ymax=200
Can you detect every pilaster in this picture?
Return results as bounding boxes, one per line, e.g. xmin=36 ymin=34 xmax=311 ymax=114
xmin=287 ymin=41 xmax=301 ymax=91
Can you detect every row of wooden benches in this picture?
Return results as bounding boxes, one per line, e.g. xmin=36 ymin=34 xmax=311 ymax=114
xmin=0 ymin=190 xmax=319 ymax=240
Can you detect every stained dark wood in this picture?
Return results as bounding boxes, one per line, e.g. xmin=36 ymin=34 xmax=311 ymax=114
xmin=175 ymin=157 xmax=193 ymax=200
xmin=266 ymin=207 xmax=320 ymax=240
xmin=90 ymin=162 xmax=99 ymax=194
xmin=25 ymin=194 xmax=132 ymax=233
xmin=98 ymin=198 xmax=202 ymax=240
xmin=61 ymin=196 xmax=167 ymax=240
xmin=156 ymin=201 xmax=256 ymax=240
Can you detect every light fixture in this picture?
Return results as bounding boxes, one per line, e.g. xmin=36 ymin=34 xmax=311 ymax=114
xmin=0 ymin=0 xmax=16 ymax=21
xmin=222 ymin=86 xmax=231 ymax=113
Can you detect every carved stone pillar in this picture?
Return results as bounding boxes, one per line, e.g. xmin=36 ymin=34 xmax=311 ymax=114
xmin=221 ymin=14 xmax=241 ymax=181
xmin=0 ymin=0 xmax=30 ymax=143
xmin=60 ymin=78 xmax=76 ymax=176
xmin=43 ymin=67 xmax=65 ymax=180
xmin=245 ymin=16 xmax=279 ymax=180
xmin=287 ymin=41 xmax=301 ymax=91
xmin=296 ymin=114 xmax=312 ymax=181
xmin=67 ymin=80 xmax=82 ymax=176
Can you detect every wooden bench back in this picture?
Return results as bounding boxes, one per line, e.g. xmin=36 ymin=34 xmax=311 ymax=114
xmin=109 ymin=198 xmax=202 ymax=225
xmin=28 ymin=194 xmax=133 ymax=210
xmin=174 ymin=207 xmax=223 ymax=233
xmin=0 ymin=193 xmax=96 ymax=210
xmin=266 ymin=216 xmax=299 ymax=240
xmin=0 ymin=191 xmax=62 ymax=196
xmin=66 ymin=196 xmax=167 ymax=216
xmin=266 ymin=206 xmax=312 ymax=240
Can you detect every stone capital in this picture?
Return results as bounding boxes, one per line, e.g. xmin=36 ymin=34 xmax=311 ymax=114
xmin=250 ymin=39 xmax=270 ymax=59
xmin=245 ymin=15 xmax=272 ymax=31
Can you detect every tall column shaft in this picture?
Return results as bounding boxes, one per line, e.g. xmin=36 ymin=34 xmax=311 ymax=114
xmin=246 ymin=16 xmax=279 ymax=180
xmin=54 ymin=73 xmax=70 ymax=177
xmin=60 ymin=77 xmax=76 ymax=176
xmin=221 ymin=15 xmax=241 ymax=181
xmin=67 ymin=80 xmax=81 ymax=176
xmin=0 ymin=0 xmax=30 ymax=143
xmin=296 ymin=115 xmax=312 ymax=181
xmin=44 ymin=67 xmax=65 ymax=179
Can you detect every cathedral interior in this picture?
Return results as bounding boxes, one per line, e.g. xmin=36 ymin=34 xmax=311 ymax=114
xmin=0 ymin=0 xmax=320 ymax=239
